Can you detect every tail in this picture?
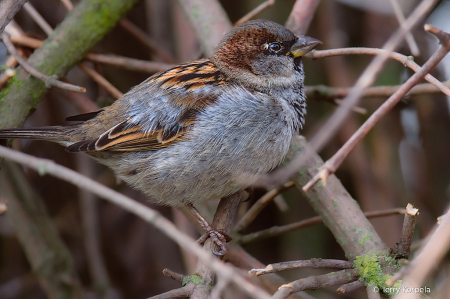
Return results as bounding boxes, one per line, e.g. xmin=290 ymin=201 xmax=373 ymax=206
xmin=0 ymin=126 xmax=74 ymax=145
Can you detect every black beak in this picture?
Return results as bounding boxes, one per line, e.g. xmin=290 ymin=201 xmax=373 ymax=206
xmin=286 ymin=35 xmax=322 ymax=58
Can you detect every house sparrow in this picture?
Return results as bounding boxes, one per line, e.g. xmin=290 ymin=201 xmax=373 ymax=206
xmin=0 ymin=19 xmax=321 ymax=254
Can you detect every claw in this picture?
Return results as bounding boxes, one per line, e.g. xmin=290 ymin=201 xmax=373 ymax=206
xmin=196 ymin=228 xmax=232 ymax=256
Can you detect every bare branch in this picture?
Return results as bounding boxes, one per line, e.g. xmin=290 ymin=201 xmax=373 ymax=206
xmin=22 ymin=2 xmax=53 ymax=35
xmin=176 ymin=0 xmax=232 ymax=56
xmin=234 ymin=181 xmax=294 ymax=232
xmin=249 ymin=259 xmax=353 ymax=276
xmin=2 ymin=33 xmax=86 ymax=93
xmin=305 ymin=80 xmax=450 ymax=101
xmin=0 ymin=145 xmax=272 ymax=299
xmin=395 ymin=208 xmax=450 ymax=299
xmin=119 ymin=19 xmax=176 ymax=64
xmin=393 ymin=204 xmax=419 ymax=257
xmin=162 ymin=268 xmax=185 ymax=283
xmin=303 ymin=25 xmax=450 ymax=191
xmin=336 ymin=280 xmax=365 ymax=294
xmin=0 ymin=0 xmax=27 ymax=35
xmin=389 ymin=0 xmax=420 ymax=56
xmin=273 ymin=269 xmax=360 ymax=299
xmin=78 ymin=62 xmax=123 ymax=99
xmin=146 ymin=284 xmax=194 ymax=299
xmin=235 ymin=0 xmax=276 ymax=25
xmin=285 ymin=0 xmax=321 ymax=35
xmin=86 ymin=53 xmax=174 ymax=73
xmin=237 ymin=208 xmax=405 ymax=244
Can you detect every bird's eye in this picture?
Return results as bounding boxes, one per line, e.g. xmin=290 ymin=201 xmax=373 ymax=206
xmin=268 ymin=42 xmax=282 ymax=54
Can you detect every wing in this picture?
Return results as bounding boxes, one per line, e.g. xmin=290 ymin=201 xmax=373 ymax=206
xmin=66 ymin=59 xmax=229 ymax=153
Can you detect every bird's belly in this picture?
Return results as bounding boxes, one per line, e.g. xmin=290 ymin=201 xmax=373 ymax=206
xmin=99 ymin=122 xmax=294 ymax=207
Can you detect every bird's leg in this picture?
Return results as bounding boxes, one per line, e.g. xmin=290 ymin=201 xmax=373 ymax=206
xmin=186 ymin=203 xmax=232 ymax=256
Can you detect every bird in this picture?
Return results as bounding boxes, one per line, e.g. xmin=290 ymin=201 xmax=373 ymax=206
xmin=0 ymin=19 xmax=321 ymax=254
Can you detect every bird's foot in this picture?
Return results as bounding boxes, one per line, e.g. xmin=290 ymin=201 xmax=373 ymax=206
xmin=196 ymin=226 xmax=232 ymax=256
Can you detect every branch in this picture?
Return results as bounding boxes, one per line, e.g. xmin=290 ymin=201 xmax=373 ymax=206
xmin=146 ymin=284 xmax=194 ymax=299
xmin=235 ymin=0 xmax=276 ymax=25
xmin=234 ymin=181 xmax=294 ymax=233
xmin=0 ymin=0 xmax=140 ymax=130
xmin=237 ymin=208 xmax=405 ymax=244
xmin=304 ymin=25 xmax=450 ymax=191
xmin=285 ymin=0 xmax=321 ymax=35
xmin=162 ymin=268 xmax=185 ymax=283
xmin=393 ymin=204 xmax=419 ymax=258
xmin=176 ymin=0 xmax=232 ymax=56
xmin=22 ymin=2 xmax=53 ymax=36
xmin=0 ymin=145 xmax=271 ymax=299
xmin=336 ymin=280 xmax=365 ymax=294
xmin=389 ymin=0 xmax=420 ymax=56
xmin=78 ymin=62 xmax=123 ymax=99
xmin=305 ymin=80 xmax=450 ymax=101
xmin=86 ymin=53 xmax=174 ymax=73
xmin=225 ymin=245 xmax=315 ymax=299
xmin=1 ymin=33 xmax=86 ymax=93
xmin=0 ymin=0 xmax=27 ymax=34
xmin=272 ymin=269 xmax=360 ymax=299
xmin=249 ymin=259 xmax=353 ymax=276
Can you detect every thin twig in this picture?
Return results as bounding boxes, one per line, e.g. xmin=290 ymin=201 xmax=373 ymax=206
xmin=146 ymin=284 xmax=194 ymax=299
xmin=308 ymin=48 xmax=450 ymax=97
xmin=389 ymin=0 xmax=420 ymax=56
xmin=249 ymin=259 xmax=353 ymax=276
xmin=60 ymin=0 xmax=74 ymax=11
xmin=0 ymin=145 xmax=272 ymax=299
xmin=257 ymin=0 xmax=439 ymax=190
xmin=234 ymin=181 xmax=294 ymax=232
xmin=22 ymin=2 xmax=53 ymax=36
xmin=336 ymin=280 xmax=365 ymax=294
xmin=86 ymin=53 xmax=174 ymax=73
xmin=237 ymin=208 xmax=405 ymax=244
xmin=119 ymin=19 xmax=176 ymax=64
xmin=285 ymin=0 xmax=321 ymax=35
xmin=162 ymin=268 xmax=185 ymax=283
xmin=273 ymin=269 xmax=360 ymax=299
xmin=78 ymin=62 xmax=123 ymax=99
xmin=393 ymin=203 xmax=419 ymax=257
xmin=305 ymin=80 xmax=450 ymax=101
xmin=0 ymin=0 xmax=27 ymax=35
xmin=235 ymin=0 xmax=276 ymax=25
xmin=210 ymin=275 xmax=230 ymax=299
xmin=1 ymin=33 xmax=86 ymax=93
xmin=303 ymin=25 xmax=450 ymax=191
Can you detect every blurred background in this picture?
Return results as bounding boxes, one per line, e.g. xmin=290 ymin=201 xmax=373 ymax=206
xmin=1 ymin=0 xmax=450 ymax=298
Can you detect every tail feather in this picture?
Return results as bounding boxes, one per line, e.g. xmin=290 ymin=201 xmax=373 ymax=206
xmin=0 ymin=126 xmax=73 ymax=142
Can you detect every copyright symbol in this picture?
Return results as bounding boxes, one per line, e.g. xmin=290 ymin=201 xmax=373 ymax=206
xmin=373 ymin=286 xmax=379 ymax=293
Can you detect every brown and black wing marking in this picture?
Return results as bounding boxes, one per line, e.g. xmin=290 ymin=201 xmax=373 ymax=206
xmin=66 ymin=59 xmax=229 ymax=153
